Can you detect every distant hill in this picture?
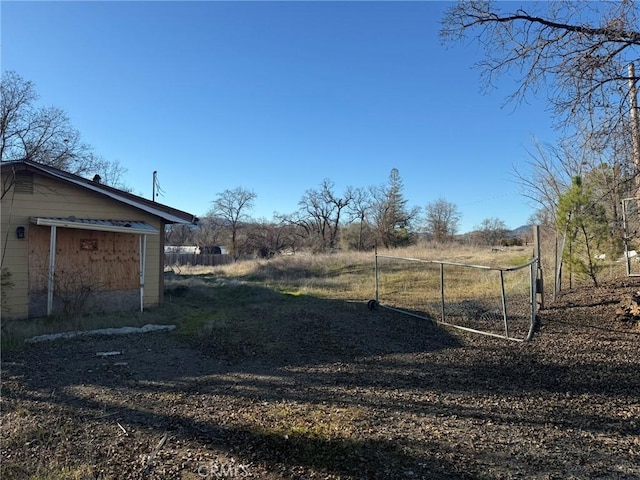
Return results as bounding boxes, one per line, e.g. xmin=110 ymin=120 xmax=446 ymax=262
xmin=506 ymin=225 xmax=533 ymax=238
xmin=461 ymin=225 xmax=532 ymax=239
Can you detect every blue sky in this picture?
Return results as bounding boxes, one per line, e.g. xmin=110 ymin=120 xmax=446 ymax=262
xmin=2 ymin=1 xmax=558 ymax=233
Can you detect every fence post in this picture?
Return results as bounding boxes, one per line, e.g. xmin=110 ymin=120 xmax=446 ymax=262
xmin=374 ymin=246 xmax=379 ymax=304
xmin=440 ymin=263 xmax=446 ymax=322
xmin=499 ymin=270 xmax=509 ymax=338
xmin=527 ymin=259 xmax=538 ymax=342
xmin=533 ymin=225 xmax=544 ymax=310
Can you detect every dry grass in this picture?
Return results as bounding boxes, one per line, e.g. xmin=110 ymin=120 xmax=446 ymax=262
xmin=172 ymin=244 xmax=536 ymax=302
xmin=2 ymin=242 xmax=622 ymax=353
xmin=164 ymin=242 xmax=627 ymax=342
xmin=3 ymin=243 xmax=539 ymax=361
xmin=170 ymin=244 xmax=539 ymax=339
xmin=0 ymin=309 xmax=167 ymax=354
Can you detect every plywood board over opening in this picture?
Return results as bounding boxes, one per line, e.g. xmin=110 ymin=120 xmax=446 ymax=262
xmin=28 ymin=225 xmax=140 ymax=293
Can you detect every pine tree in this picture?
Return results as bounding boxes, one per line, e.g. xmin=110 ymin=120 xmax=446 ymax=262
xmin=371 ymin=169 xmax=418 ymax=248
xmin=556 ymin=177 xmax=610 ymax=286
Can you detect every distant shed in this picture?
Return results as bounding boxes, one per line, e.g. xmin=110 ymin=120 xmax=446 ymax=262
xmin=1 ymin=160 xmax=198 ymax=318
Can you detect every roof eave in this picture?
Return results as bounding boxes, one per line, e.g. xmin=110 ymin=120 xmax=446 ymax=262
xmin=3 ymin=160 xmax=198 ymax=225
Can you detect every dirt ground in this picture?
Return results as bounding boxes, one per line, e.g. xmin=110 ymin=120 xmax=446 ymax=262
xmin=2 ymin=279 xmax=639 ymax=480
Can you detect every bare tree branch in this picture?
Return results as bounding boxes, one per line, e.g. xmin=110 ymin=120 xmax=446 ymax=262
xmin=441 ymin=0 xmax=640 ymax=141
xmin=1 ymin=71 xmax=127 ymax=186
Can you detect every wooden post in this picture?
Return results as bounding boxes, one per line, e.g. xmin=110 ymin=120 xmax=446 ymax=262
xmin=628 ymin=63 xmax=640 ymax=208
xmin=47 ymin=225 xmax=57 ymax=316
xmin=533 ymin=225 xmax=544 ymax=310
xmin=139 ymin=234 xmax=147 ymax=312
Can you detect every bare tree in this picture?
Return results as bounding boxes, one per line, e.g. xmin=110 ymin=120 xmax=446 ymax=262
xmin=441 ymin=1 xmax=640 ymax=147
xmin=244 ymin=216 xmax=299 ymax=258
xmin=165 ymin=223 xmax=194 ymax=246
xmin=442 ymin=0 xmax=640 ymax=257
xmin=474 ymin=217 xmax=508 ymax=246
xmin=4 ymin=72 xmax=90 ymax=171
xmin=1 ymin=71 xmax=127 ymax=187
xmin=91 ymin=155 xmax=130 ymax=191
xmin=191 ymin=216 xmax=222 ymax=252
xmin=296 ymin=179 xmax=353 ymax=252
xmin=424 ymin=197 xmax=461 ymax=243
xmin=514 ymin=130 xmax=634 ymax=246
xmin=345 ymin=186 xmax=372 ymax=251
xmin=210 ymin=187 xmax=256 ymax=260
xmin=513 ymin=137 xmax=588 ymax=226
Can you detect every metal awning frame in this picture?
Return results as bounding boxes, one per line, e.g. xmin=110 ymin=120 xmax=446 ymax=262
xmin=30 ymin=217 xmax=158 ymax=315
xmin=30 ymin=216 xmax=159 ymax=235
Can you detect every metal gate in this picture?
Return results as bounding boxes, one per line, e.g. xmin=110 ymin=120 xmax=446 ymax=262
xmin=369 ymin=251 xmax=539 ymax=342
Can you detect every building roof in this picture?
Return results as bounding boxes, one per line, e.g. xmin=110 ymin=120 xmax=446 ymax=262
xmin=1 ymin=160 xmax=198 ymax=225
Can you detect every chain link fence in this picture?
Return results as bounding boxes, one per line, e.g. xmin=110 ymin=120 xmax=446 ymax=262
xmin=369 ymin=252 xmax=539 ymax=342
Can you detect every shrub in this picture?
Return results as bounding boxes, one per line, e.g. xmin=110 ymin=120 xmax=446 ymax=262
xmin=1 ymin=267 xmax=13 ymax=313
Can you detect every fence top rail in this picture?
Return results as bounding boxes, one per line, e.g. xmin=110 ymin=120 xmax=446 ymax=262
xmin=375 ymin=254 xmax=539 ymax=272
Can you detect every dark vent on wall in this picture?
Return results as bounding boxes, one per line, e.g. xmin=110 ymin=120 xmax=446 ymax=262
xmin=14 ymin=172 xmax=34 ymax=194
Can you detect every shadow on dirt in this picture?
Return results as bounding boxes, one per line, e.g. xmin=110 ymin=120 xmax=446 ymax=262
xmin=3 ymin=277 xmax=639 ymax=479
